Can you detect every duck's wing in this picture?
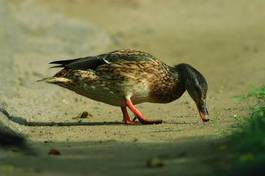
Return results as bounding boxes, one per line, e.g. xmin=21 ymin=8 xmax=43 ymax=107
xmin=49 ymin=49 xmax=158 ymax=71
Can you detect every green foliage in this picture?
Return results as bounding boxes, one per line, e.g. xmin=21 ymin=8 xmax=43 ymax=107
xmin=234 ymin=86 xmax=265 ymax=101
xmin=225 ymin=86 xmax=265 ymax=175
xmin=231 ymin=106 xmax=265 ymax=154
xmin=247 ymin=86 xmax=265 ymax=99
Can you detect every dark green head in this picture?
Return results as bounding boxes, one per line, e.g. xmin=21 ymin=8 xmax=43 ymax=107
xmin=174 ymin=64 xmax=209 ymax=122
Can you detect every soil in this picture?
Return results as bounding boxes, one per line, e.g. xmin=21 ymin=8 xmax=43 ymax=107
xmin=0 ymin=0 xmax=265 ymax=175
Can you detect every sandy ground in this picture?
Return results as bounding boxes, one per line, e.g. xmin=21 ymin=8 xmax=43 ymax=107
xmin=0 ymin=0 xmax=265 ymax=175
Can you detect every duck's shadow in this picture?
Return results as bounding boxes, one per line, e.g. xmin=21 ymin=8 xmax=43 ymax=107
xmin=1 ymin=107 xmax=193 ymax=127
xmin=19 ymin=120 xmax=123 ymax=126
xmin=0 ymin=107 xmax=122 ymax=126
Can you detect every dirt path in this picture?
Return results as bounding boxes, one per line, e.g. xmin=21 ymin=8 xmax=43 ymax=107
xmin=1 ymin=0 xmax=265 ymax=175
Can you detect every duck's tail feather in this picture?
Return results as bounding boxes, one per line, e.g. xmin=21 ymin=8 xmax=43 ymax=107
xmin=36 ymin=77 xmax=72 ymax=84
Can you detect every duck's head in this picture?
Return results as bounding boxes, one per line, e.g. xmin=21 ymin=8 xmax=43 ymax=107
xmin=175 ymin=64 xmax=209 ymax=122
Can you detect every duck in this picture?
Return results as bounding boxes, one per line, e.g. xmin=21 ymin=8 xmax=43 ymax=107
xmin=42 ymin=49 xmax=209 ymax=125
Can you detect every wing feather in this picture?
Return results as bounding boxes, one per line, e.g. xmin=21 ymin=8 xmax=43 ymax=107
xmin=49 ymin=49 xmax=157 ymax=70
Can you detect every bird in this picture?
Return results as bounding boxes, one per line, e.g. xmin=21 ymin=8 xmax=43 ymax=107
xmin=42 ymin=49 xmax=209 ymax=125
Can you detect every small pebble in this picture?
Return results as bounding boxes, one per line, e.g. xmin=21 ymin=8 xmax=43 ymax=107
xmin=146 ymin=157 xmax=164 ymax=168
xmin=48 ymin=149 xmax=61 ymax=156
xmin=132 ymin=138 xmax=138 ymax=142
xmin=184 ymin=101 xmax=189 ymax=104
xmin=80 ymin=111 xmax=89 ymax=118
xmin=72 ymin=111 xmax=92 ymax=119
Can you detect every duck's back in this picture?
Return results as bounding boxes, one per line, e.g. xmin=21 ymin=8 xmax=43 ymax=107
xmin=48 ymin=50 xmax=168 ymax=106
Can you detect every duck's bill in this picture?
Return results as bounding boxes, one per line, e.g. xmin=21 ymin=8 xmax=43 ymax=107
xmin=197 ymin=103 xmax=209 ymax=122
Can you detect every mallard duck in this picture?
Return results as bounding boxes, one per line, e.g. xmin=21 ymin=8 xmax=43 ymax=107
xmin=43 ymin=49 xmax=209 ymax=125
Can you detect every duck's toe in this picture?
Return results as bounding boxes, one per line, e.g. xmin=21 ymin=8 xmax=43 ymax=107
xmin=124 ymin=120 xmax=139 ymax=125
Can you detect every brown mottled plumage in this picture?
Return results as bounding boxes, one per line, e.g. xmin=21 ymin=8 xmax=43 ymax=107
xmin=43 ymin=49 xmax=209 ymax=125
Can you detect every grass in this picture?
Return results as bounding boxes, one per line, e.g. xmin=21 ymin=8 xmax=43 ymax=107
xmin=223 ymin=86 xmax=265 ymax=175
xmin=234 ymin=86 xmax=265 ymax=101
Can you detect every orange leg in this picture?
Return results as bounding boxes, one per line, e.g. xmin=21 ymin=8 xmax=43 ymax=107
xmin=121 ymin=107 xmax=138 ymax=125
xmin=125 ymin=99 xmax=162 ymax=125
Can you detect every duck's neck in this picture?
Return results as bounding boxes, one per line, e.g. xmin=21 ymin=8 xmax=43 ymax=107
xmin=169 ymin=64 xmax=187 ymax=99
xmin=172 ymin=63 xmax=190 ymax=81
xmin=172 ymin=63 xmax=204 ymax=100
